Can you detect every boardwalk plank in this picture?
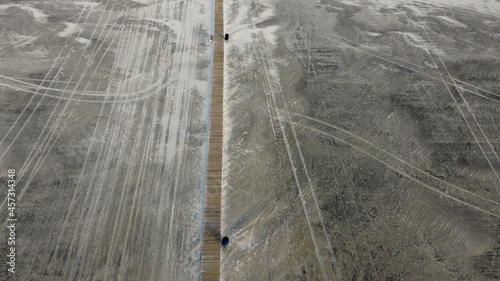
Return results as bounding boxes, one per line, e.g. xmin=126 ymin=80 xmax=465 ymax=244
xmin=201 ymin=0 xmax=224 ymax=280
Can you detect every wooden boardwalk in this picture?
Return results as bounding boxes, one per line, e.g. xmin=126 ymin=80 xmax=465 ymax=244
xmin=201 ymin=0 xmax=224 ymax=280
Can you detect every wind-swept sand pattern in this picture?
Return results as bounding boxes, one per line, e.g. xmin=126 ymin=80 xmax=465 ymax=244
xmin=221 ymin=0 xmax=500 ymax=279
xmin=0 ymin=0 xmax=211 ymax=279
xmin=2 ymin=0 xmax=500 ymax=280
xmin=201 ymin=0 xmax=224 ymax=279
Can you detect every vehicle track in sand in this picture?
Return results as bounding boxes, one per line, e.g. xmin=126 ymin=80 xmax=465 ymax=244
xmin=1 ymin=1 xmax=210 ymax=279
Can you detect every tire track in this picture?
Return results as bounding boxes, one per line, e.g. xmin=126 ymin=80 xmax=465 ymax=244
xmin=253 ymin=28 xmax=341 ymax=281
xmin=292 ymin=114 xmax=500 ymax=219
xmin=42 ymin=6 xmax=135 ymax=278
xmin=0 ymin=3 xmax=110 ymax=218
xmin=312 ymin=32 xmax=500 ymax=104
xmin=63 ymin=5 xmax=149 ymax=279
xmin=406 ymin=7 xmax=500 ymax=190
xmin=7 ymin=4 xmax=122 ymax=211
xmin=44 ymin=16 xmax=132 ymax=281
xmin=0 ymin=3 xmax=91 ymax=162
